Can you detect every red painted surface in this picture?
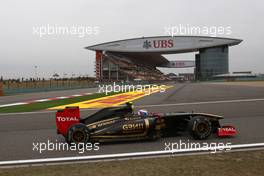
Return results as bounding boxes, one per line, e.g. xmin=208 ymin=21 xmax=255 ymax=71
xmin=95 ymin=50 xmax=103 ymax=80
xmin=217 ymin=125 xmax=237 ymax=137
xmin=56 ymin=107 xmax=80 ymax=136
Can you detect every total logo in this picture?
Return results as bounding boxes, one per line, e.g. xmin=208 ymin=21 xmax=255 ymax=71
xmin=57 ymin=116 xmax=79 ymax=122
xmin=143 ymin=39 xmax=174 ymax=49
xmin=219 ymin=127 xmax=236 ymax=132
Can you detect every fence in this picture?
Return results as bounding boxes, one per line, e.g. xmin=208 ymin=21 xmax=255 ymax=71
xmin=2 ymin=79 xmax=96 ymax=95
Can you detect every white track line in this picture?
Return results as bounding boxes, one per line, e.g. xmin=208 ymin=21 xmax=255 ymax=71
xmin=34 ymin=99 xmax=50 ymax=102
xmin=71 ymin=94 xmax=82 ymax=97
xmin=0 ymin=102 xmax=27 ymax=108
xmin=138 ymin=98 xmax=264 ymax=108
xmin=0 ymin=143 xmax=264 ymax=166
xmin=0 ymin=92 xmax=94 ymax=108
xmin=0 ymin=98 xmax=264 ymax=116
xmin=57 ymin=96 xmax=67 ymax=99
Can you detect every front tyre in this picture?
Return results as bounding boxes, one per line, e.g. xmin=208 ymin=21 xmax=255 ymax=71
xmin=67 ymin=123 xmax=90 ymax=144
xmin=188 ymin=116 xmax=212 ymax=140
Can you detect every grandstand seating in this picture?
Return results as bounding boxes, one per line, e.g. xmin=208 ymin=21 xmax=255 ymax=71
xmin=101 ymin=52 xmax=170 ymax=81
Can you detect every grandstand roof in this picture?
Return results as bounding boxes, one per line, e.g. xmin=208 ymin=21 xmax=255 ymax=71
xmin=85 ymin=36 xmax=242 ymax=67
xmin=85 ymin=36 xmax=242 ymax=54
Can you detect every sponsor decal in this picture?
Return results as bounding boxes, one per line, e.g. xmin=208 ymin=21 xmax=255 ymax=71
xmin=57 ymin=116 xmax=79 ymax=122
xmin=217 ymin=126 xmax=237 ymax=137
xmin=143 ymin=40 xmax=152 ymax=49
xmin=96 ymin=120 xmax=116 ymax=128
xmin=219 ymin=127 xmax=236 ymax=132
xmin=123 ymin=123 xmax=144 ymax=132
xmin=143 ymin=39 xmax=174 ymax=49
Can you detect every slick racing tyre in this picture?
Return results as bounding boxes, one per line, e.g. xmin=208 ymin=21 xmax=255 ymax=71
xmin=188 ymin=116 xmax=212 ymax=140
xmin=67 ymin=123 xmax=90 ymax=144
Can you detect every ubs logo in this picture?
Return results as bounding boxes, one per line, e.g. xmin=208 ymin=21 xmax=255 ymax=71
xmin=143 ymin=39 xmax=174 ymax=49
xmin=143 ymin=40 xmax=152 ymax=49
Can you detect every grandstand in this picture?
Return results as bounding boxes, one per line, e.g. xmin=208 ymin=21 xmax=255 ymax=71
xmin=86 ymin=36 xmax=242 ymax=81
xmin=98 ymin=51 xmax=169 ymax=81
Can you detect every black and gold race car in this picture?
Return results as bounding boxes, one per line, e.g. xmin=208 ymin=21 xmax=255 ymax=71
xmin=56 ymin=102 xmax=236 ymax=144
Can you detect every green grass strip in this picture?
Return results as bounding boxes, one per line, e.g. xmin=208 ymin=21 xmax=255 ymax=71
xmin=0 ymin=92 xmax=120 ymax=113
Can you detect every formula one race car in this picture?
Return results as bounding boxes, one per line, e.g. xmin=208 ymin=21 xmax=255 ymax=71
xmin=55 ymin=102 xmax=236 ymax=144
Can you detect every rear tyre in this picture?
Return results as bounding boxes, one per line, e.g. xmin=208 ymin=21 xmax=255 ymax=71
xmin=188 ymin=116 xmax=212 ymax=140
xmin=148 ymin=130 xmax=159 ymax=141
xmin=67 ymin=123 xmax=90 ymax=144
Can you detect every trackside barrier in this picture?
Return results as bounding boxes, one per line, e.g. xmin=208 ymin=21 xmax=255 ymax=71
xmin=0 ymin=82 xmax=3 ymax=96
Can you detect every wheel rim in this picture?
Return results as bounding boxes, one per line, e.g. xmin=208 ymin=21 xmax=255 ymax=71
xmin=72 ymin=130 xmax=86 ymax=142
xmin=197 ymin=122 xmax=209 ymax=134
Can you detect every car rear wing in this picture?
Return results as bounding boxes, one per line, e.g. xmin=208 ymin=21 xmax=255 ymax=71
xmin=56 ymin=107 xmax=80 ymax=136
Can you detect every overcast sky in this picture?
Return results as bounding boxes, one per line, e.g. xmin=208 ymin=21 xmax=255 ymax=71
xmin=0 ymin=0 xmax=263 ymax=79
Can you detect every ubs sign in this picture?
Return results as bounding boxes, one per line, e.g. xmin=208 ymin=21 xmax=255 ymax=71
xmin=143 ymin=39 xmax=174 ymax=49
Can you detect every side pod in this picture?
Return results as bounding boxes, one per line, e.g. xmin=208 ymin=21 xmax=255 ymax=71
xmin=56 ymin=107 xmax=80 ymax=136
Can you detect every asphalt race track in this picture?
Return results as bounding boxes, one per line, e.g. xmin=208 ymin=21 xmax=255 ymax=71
xmin=0 ymin=83 xmax=264 ymax=161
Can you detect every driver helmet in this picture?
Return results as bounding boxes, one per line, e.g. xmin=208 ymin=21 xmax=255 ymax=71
xmin=137 ymin=109 xmax=149 ymax=117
